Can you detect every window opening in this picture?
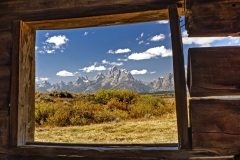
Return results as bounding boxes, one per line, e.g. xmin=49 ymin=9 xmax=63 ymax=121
xmin=34 ymin=21 xmax=178 ymax=144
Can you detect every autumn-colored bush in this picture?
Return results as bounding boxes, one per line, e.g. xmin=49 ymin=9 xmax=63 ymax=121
xmin=35 ymin=89 xmax=174 ymax=127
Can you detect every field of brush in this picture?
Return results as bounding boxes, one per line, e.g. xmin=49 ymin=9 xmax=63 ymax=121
xmin=35 ymin=89 xmax=177 ymax=143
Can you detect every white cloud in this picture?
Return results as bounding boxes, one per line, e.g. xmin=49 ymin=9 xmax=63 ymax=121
xmin=182 ymin=31 xmax=188 ymax=37
xmin=56 ymin=70 xmax=78 ymax=77
xmin=117 ymin=58 xmax=128 ymax=62
xmin=200 ymin=44 xmax=211 ymax=47
xmin=84 ymin=32 xmax=88 ymax=36
xmin=46 ymin=35 xmax=69 ymax=49
xmin=37 ymin=35 xmax=69 ymax=54
xmin=130 ymin=69 xmax=148 ymax=75
xmin=150 ymin=34 xmax=165 ymax=41
xmin=35 ymin=46 xmax=39 ymax=50
xmin=228 ymin=37 xmax=240 ymax=45
xmin=136 ymin=33 xmax=144 ymax=41
xmin=38 ymin=50 xmax=45 ymax=54
xmin=107 ymin=50 xmax=114 ymax=54
xmin=182 ymin=37 xmax=224 ymax=45
xmin=45 ymin=50 xmax=55 ymax=54
xmin=36 ymin=77 xmax=49 ymax=82
xmin=115 ymin=48 xmax=131 ymax=54
xmin=138 ymin=41 xmax=144 ymax=44
xmin=80 ymin=64 xmax=106 ymax=73
xmin=45 ymin=33 xmax=49 ymax=37
xmin=102 ymin=60 xmax=123 ymax=66
xmin=182 ymin=30 xmax=225 ymax=46
xmin=108 ymin=48 xmax=131 ymax=54
xmin=128 ymin=46 xmax=172 ymax=60
xmin=145 ymin=42 xmax=149 ymax=45
xmin=156 ymin=20 xmax=169 ymax=24
xmin=150 ymin=71 xmax=156 ymax=74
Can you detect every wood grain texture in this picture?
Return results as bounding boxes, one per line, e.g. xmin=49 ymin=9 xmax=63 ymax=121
xmin=169 ymin=4 xmax=189 ymax=149
xmin=27 ymin=10 xmax=174 ymax=30
xmin=10 ymin=20 xmax=20 ymax=147
xmin=186 ymin=1 xmax=240 ymax=37
xmin=0 ymin=65 xmax=11 ymax=96
xmin=0 ymin=20 xmax=12 ymax=32
xmin=0 ymin=0 xmax=184 ymax=22
xmin=0 ymin=51 xmax=11 ymax=66
xmin=188 ymin=47 xmax=240 ymax=97
xmin=0 ymin=117 xmax=9 ymax=146
xmin=10 ymin=20 xmax=36 ymax=147
xmin=18 ymin=21 xmax=35 ymax=145
xmin=0 ymin=145 xmax=224 ymax=159
xmin=191 ymin=99 xmax=240 ymax=154
xmin=0 ymin=65 xmax=11 ymax=109
xmin=0 ymin=31 xmax=12 ymax=53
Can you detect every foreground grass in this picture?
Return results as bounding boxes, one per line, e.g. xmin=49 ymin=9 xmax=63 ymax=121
xmin=35 ymin=112 xmax=177 ymax=144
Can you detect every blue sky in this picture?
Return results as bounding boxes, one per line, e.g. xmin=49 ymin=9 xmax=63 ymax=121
xmin=35 ymin=17 xmax=240 ymax=84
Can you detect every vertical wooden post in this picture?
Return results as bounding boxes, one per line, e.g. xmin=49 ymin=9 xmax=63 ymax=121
xmin=10 ymin=21 xmax=35 ymax=146
xmin=168 ymin=4 xmax=190 ymax=149
xmin=10 ymin=20 xmax=20 ymax=146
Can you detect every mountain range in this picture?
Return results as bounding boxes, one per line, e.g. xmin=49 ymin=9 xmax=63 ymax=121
xmin=36 ymin=66 xmax=174 ymax=93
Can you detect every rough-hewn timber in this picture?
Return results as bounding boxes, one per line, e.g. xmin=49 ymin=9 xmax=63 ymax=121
xmin=0 ymin=31 xmax=12 ymax=53
xmin=191 ymin=99 xmax=240 ymax=155
xmin=186 ymin=1 xmax=240 ymax=36
xmin=0 ymin=0 xmax=184 ymax=22
xmin=188 ymin=47 xmax=240 ymax=97
xmin=169 ymin=4 xmax=189 ymax=150
xmin=0 ymin=117 xmax=9 ymax=147
xmin=0 ymin=145 xmax=229 ymax=159
xmin=27 ymin=10 xmax=175 ymax=30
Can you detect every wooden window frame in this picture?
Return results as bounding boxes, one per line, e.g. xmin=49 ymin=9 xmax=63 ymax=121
xmin=9 ymin=5 xmax=191 ymax=159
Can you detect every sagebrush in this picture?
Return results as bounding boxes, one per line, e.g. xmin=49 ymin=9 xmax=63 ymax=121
xmin=35 ymin=89 xmax=175 ymax=127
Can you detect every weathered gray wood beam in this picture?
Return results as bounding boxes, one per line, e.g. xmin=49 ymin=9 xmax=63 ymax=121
xmin=169 ymin=4 xmax=189 ymax=149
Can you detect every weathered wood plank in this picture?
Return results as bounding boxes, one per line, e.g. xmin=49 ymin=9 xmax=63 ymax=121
xmin=0 ymin=20 xmax=12 ymax=32
xmin=10 ymin=21 xmax=20 ymax=147
xmin=0 ymin=31 xmax=12 ymax=53
xmin=0 ymin=0 xmax=184 ymax=21
xmin=191 ymin=99 xmax=240 ymax=155
xmin=11 ymin=20 xmax=36 ymax=146
xmin=188 ymin=47 xmax=240 ymax=97
xmin=0 ymin=110 xmax=8 ymax=116
xmin=0 ymin=66 xmax=11 ymax=93
xmin=0 ymin=90 xmax=9 ymax=110
xmin=169 ymin=5 xmax=189 ymax=149
xmin=0 ymin=117 xmax=9 ymax=146
xmin=186 ymin=1 xmax=240 ymax=36
xmin=27 ymin=10 xmax=172 ymax=30
xmin=0 ymin=145 xmax=223 ymax=159
xmin=0 ymin=51 xmax=11 ymax=66
xmin=0 ymin=0 xmax=183 ymax=12
xmin=0 ymin=65 xmax=11 ymax=109
xmin=13 ymin=21 xmax=36 ymax=146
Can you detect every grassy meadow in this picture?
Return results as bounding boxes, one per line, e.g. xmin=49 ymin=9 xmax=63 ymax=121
xmin=35 ymin=89 xmax=177 ymax=143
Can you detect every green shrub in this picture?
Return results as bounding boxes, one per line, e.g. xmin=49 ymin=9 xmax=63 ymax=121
xmin=35 ymin=89 xmax=175 ymax=127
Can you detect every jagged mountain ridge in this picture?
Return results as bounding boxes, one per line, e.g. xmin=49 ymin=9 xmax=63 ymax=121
xmin=36 ymin=66 xmax=174 ymax=93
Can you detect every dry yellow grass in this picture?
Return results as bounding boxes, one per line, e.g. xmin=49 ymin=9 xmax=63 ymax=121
xmin=35 ymin=112 xmax=177 ymax=144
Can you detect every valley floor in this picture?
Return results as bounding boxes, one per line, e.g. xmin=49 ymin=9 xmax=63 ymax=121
xmin=35 ymin=113 xmax=177 ymax=144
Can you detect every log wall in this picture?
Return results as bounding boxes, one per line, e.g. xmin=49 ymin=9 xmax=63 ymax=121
xmin=191 ymin=99 xmax=240 ymax=155
xmin=188 ymin=47 xmax=240 ymax=97
xmin=186 ymin=0 xmax=240 ymax=36
xmin=1 ymin=0 xmax=240 ymax=159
